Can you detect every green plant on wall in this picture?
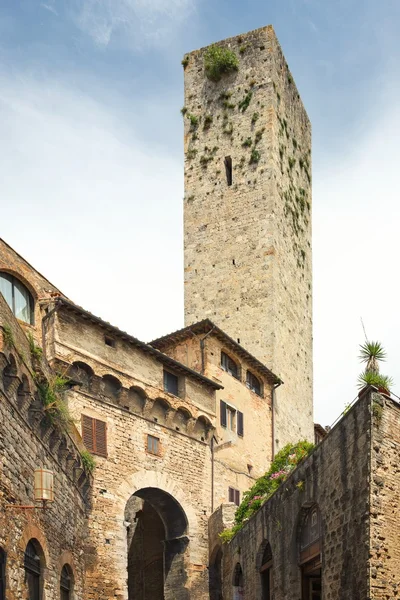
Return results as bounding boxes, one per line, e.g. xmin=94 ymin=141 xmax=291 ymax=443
xmin=249 ymin=148 xmax=261 ymax=164
xmin=238 ymin=92 xmax=253 ymax=112
xmin=204 ymin=45 xmax=239 ymax=82
xmin=219 ymin=441 xmax=314 ymax=543
xmin=37 ymin=374 xmax=73 ymax=431
xmin=181 ymin=56 xmax=189 ymax=69
xmin=80 ymin=449 xmax=96 ymax=474
xmin=2 ymin=324 xmax=14 ymax=347
xmin=358 ymin=340 xmax=393 ymax=395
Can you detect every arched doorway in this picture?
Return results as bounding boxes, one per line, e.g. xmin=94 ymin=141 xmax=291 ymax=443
xmin=232 ymin=563 xmax=244 ymax=599
xmin=125 ymin=487 xmax=189 ymax=600
xmin=260 ymin=542 xmax=272 ymax=600
xmin=24 ymin=539 xmax=44 ymax=600
xmin=299 ymin=505 xmax=322 ymax=600
xmin=209 ymin=545 xmax=223 ymax=600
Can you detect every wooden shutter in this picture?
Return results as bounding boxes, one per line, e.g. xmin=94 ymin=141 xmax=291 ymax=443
xmin=94 ymin=419 xmax=107 ymax=457
xmin=82 ymin=415 xmax=107 ymax=457
xmin=220 ymin=400 xmax=227 ymax=427
xmin=82 ymin=415 xmax=94 ymax=452
xmin=237 ymin=411 xmax=244 ymax=437
xmin=228 ymin=487 xmax=234 ymax=503
xmin=234 ymin=489 xmax=240 ymax=506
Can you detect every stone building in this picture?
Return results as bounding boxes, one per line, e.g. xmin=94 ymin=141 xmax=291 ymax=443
xmin=210 ymin=389 xmax=400 ymax=600
xmin=0 ymin=21 xmax=398 ymax=600
xmin=182 ymin=24 xmax=313 ymax=450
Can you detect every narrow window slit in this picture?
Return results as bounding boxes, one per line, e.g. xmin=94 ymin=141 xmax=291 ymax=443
xmin=224 ymin=156 xmax=232 ymax=186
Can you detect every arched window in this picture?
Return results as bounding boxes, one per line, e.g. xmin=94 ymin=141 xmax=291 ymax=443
xmin=60 ymin=564 xmax=73 ymax=600
xmin=0 ymin=272 xmax=34 ymax=324
xmin=260 ymin=542 xmax=272 ymax=600
xmin=246 ymin=370 xmax=262 ymax=396
xmin=221 ymin=351 xmax=239 ymax=379
xmin=24 ymin=540 xmax=43 ymax=600
xmin=299 ymin=505 xmax=322 ymax=600
xmin=233 ymin=563 xmax=244 ymax=599
xmin=0 ymin=547 xmax=5 ymax=600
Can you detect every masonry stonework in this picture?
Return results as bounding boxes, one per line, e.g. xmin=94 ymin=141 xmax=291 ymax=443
xmin=183 ymin=25 xmax=313 ymax=450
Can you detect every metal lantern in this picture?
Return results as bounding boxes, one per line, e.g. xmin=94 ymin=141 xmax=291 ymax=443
xmin=34 ymin=469 xmax=54 ymax=502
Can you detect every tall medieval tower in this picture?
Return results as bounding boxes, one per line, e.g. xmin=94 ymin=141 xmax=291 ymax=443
xmin=183 ymin=26 xmax=313 ymax=449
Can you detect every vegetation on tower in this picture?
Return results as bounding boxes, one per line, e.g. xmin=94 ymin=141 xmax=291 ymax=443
xmin=358 ymin=341 xmax=393 ymax=393
xmin=204 ymin=45 xmax=239 ymax=82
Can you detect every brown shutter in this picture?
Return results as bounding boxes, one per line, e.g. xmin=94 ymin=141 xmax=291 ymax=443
xmin=235 ymin=489 xmax=240 ymax=506
xmin=228 ymin=487 xmax=234 ymax=502
xmin=82 ymin=415 xmax=94 ymax=452
xmin=237 ymin=411 xmax=244 ymax=437
xmin=220 ymin=400 xmax=227 ymax=427
xmin=94 ymin=419 xmax=107 ymax=457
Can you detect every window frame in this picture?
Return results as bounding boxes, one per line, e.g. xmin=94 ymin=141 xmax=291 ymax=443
xmin=163 ymin=369 xmax=180 ymax=396
xmin=246 ymin=370 xmax=263 ymax=397
xmin=24 ymin=540 xmax=42 ymax=600
xmin=221 ymin=351 xmax=240 ymax=380
xmin=147 ymin=434 xmax=160 ymax=456
xmin=81 ymin=415 xmax=108 ymax=457
xmin=220 ymin=401 xmax=244 ymax=436
xmin=0 ymin=272 xmax=34 ymax=325
xmin=228 ymin=487 xmax=240 ymax=506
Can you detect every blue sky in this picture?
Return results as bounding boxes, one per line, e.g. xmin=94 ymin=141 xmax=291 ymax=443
xmin=1 ymin=0 xmax=400 ymax=426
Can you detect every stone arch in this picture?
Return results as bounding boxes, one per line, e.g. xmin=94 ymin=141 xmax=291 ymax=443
xmin=232 ymin=562 xmax=244 ymax=599
xmin=151 ymin=398 xmax=171 ymax=424
xmin=69 ymin=361 xmax=94 ymax=389
xmin=125 ymin=486 xmax=189 ymax=600
xmin=173 ymin=407 xmax=192 ymax=432
xmin=257 ymin=540 xmax=273 ymax=600
xmin=17 ymin=373 xmax=32 ymax=410
xmin=19 ymin=523 xmax=50 ymax=573
xmin=101 ymin=374 xmax=122 ymax=399
xmin=209 ymin=544 xmax=223 ymax=600
xmin=127 ymin=386 xmax=147 ymax=414
xmin=297 ymin=503 xmax=322 ymax=599
xmin=194 ymin=414 xmax=213 ymax=441
xmin=2 ymin=353 xmax=18 ymax=390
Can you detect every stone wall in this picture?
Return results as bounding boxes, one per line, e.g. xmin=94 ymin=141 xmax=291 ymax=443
xmin=369 ymin=394 xmax=400 ymax=598
xmin=156 ymin=332 xmax=274 ymax=506
xmin=0 ymin=295 xmax=90 ymax=599
xmin=213 ymin=392 xmax=374 ymax=600
xmin=182 ymin=25 xmax=313 ymax=450
xmin=49 ymin=305 xmax=218 ymax=599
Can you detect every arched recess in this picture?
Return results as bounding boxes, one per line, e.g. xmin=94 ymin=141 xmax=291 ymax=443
xmin=2 ymin=353 xmax=18 ymax=390
xmin=127 ymin=386 xmax=147 ymax=414
xmin=125 ymin=487 xmax=189 ymax=600
xmin=60 ymin=563 xmax=74 ymax=600
xmin=101 ymin=374 xmax=122 ymax=399
xmin=259 ymin=541 xmax=273 ymax=600
xmin=209 ymin=544 xmax=223 ymax=600
xmin=232 ymin=563 xmax=244 ymax=599
xmin=299 ymin=504 xmax=322 ymax=600
xmin=151 ymin=398 xmax=171 ymax=424
xmin=173 ymin=407 xmax=192 ymax=432
xmin=0 ymin=547 xmax=5 ymax=600
xmin=69 ymin=361 xmax=94 ymax=390
xmin=24 ymin=539 xmax=46 ymax=600
xmin=194 ymin=415 xmax=213 ymax=441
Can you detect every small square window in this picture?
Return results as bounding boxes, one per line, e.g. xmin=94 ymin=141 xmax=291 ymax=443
xmin=104 ymin=336 xmax=115 ymax=348
xmin=228 ymin=487 xmax=240 ymax=506
xmin=163 ymin=370 xmax=179 ymax=396
xmin=147 ymin=435 xmax=160 ymax=455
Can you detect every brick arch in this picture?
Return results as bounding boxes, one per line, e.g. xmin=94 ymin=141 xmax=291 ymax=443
xmin=0 ymin=268 xmax=39 ymax=300
xmin=114 ymin=469 xmax=200 ymax=562
xmin=19 ymin=523 xmax=50 ymax=567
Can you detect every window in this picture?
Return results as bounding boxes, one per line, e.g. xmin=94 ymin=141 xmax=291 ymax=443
xmin=163 ymin=370 xmax=179 ymax=396
xmin=221 ymin=351 xmax=239 ymax=379
xmin=0 ymin=272 xmax=34 ymax=324
xmin=228 ymin=487 xmax=240 ymax=506
xmin=147 ymin=435 xmax=159 ymax=455
xmin=233 ymin=563 xmax=244 ymax=599
xmin=24 ymin=541 xmax=42 ymax=600
xmin=246 ymin=370 xmax=262 ymax=396
xmin=220 ymin=401 xmax=244 ymax=436
xmin=260 ymin=542 xmax=273 ymax=600
xmin=224 ymin=156 xmax=233 ymax=186
xmin=104 ymin=335 xmax=115 ymax=348
xmin=60 ymin=564 xmax=73 ymax=600
xmin=300 ymin=506 xmax=322 ymax=600
xmin=0 ymin=548 xmax=5 ymax=600
xmin=82 ymin=415 xmax=107 ymax=457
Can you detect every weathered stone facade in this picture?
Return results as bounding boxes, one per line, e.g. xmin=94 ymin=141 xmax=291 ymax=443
xmin=152 ymin=320 xmax=280 ymax=507
xmin=183 ymin=25 xmax=313 ymax=450
xmin=210 ymin=390 xmax=400 ymax=600
xmin=0 ymin=295 xmax=90 ymax=600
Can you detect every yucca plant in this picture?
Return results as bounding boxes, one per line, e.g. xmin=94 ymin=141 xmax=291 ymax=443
xmin=357 ymin=371 xmax=393 ymax=391
xmin=359 ymin=341 xmax=386 ymax=374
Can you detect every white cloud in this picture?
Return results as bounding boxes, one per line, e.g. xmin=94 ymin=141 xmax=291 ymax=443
xmin=69 ymin=0 xmax=197 ymax=47
xmin=41 ymin=3 xmax=58 ymax=15
xmin=0 ymin=73 xmax=184 ymax=342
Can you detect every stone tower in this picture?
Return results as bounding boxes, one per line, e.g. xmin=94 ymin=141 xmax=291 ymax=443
xmin=183 ymin=26 xmax=313 ymax=449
